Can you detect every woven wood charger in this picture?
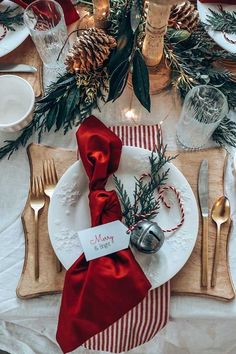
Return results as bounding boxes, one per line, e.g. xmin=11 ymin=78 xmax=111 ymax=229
xmin=17 ymin=144 xmax=235 ymax=301
xmin=0 ymin=37 xmax=43 ymax=97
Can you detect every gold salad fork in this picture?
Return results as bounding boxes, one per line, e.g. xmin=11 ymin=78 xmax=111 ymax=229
xmin=43 ymin=159 xmax=62 ymax=272
xmin=30 ymin=176 xmax=45 ymax=280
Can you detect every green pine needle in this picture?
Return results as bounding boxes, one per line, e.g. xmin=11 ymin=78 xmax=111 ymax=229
xmin=113 ymin=146 xmax=177 ymax=227
xmin=0 ymin=6 xmax=24 ymax=31
xmin=0 ymin=70 xmax=108 ymax=160
xmin=206 ymin=7 xmax=236 ymax=34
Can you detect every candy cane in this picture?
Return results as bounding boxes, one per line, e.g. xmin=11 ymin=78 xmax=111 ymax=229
xmin=157 ymin=185 xmax=185 ymax=233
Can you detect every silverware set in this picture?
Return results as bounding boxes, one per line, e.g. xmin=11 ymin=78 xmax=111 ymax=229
xmin=30 ymin=159 xmax=62 ymax=280
xmin=198 ymin=159 xmax=231 ymax=288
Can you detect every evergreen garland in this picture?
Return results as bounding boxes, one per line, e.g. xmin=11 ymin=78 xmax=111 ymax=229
xmin=165 ymin=25 xmax=236 ymax=146
xmin=0 ymin=70 xmax=108 ymax=159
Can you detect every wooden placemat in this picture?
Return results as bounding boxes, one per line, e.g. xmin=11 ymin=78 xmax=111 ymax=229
xmin=17 ymin=144 xmax=76 ymax=299
xmin=17 ymin=144 xmax=235 ymax=300
xmin=0 ymin=37 xmax=43 ymax=97
xmin=171 ymin=148 xmax=235 ymax=301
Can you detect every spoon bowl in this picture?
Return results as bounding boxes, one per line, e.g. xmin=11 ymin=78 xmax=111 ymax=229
xmin=211 ymin=196 xmax=230 ymax=287
xmin=211 ymin=196 xmax=230 ymax=225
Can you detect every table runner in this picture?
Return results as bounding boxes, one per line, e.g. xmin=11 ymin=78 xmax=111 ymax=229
xmin=83 ymin=124 xmax=170 ymax=352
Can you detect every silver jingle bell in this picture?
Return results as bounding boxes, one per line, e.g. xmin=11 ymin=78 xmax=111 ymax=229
xmin=130 ymin=220 xmax=165 ymax=254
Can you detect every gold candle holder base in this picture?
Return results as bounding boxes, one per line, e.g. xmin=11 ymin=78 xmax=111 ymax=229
xmin=148 ymin=57 xmax=171 ymax=94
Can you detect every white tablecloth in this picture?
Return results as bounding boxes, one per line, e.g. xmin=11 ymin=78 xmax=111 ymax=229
xmin=1 ymin=72 xmax=236 ymax=354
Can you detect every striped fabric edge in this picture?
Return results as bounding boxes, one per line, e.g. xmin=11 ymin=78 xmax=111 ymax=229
xmin=109 ymin=124 xmax=163 ymax=151
xmin=84 ymin=282 xmax=170 ymax=353
xmin=83 ymin=124 xmax=170 ymax=353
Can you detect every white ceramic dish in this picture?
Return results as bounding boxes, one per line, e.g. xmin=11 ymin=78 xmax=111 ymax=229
xmin=0 ymin=75 xmax=35 ymax=132
xmin=197 ymin=1 xmax=236 ymax=53
xmin=0 ymin=0 xmax=29 ymax=58
xmin=48 ymin=146 xmax=199 ymax=289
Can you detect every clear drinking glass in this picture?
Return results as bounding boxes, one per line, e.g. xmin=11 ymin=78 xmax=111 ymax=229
xmin=23 ymin=0 xmax=69 ymax=68
xmin=176 ymin=85 xmax=228 ymax=150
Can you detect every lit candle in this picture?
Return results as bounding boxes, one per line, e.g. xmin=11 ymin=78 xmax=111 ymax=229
xmin=93 ymin=0 xmax=110 ymax=29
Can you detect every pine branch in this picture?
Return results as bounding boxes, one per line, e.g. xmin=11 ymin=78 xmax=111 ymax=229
xmin=113 ymin=146 xmax=176 ymax=227
xmin=205 ymin=7 xmax=236 ymax=34
xmin=113 ymin=174 xmax=134 ymax=226
xmin=0 ymin=6 xmax=23 ymax=31
xmin=0 ymin=70 xmax=109 ymax=160
xmin=213 ymin=117 xmax=236 ymax=147
xmin=165 ymin=25 xmax=236 ymax=110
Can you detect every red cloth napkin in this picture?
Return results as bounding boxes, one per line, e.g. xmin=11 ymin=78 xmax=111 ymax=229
xmin=199 ymin=0 xmax=236 ymax=3
xmin=56 ymin=116 xmax=151 ymax=353
xmin=12 ymin=0 xmax=79 ymax=25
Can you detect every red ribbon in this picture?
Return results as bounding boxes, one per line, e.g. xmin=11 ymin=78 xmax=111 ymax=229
xmin=11 ymin=0 xmax=79 ymax=25
xmin=56 ymin=116 xmax=151 ymax=353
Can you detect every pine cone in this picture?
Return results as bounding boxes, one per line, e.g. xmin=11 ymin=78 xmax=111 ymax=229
xmin=65 ymin=28 xmax=116 ymax=74
xmin=169 ymin=1 xmax=199 ymax=32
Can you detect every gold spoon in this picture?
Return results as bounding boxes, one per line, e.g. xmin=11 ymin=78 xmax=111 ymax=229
xmin=211 ymin=196 xmax=230 ymax=287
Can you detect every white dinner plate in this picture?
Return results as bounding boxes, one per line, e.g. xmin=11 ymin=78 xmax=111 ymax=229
xmin=0 ymin=1 xmax=29 ymax=58
xmin=48 ymin=146 xmax=199 ymax=288
xmin=197 ymin=1 xmax=236 ymax=53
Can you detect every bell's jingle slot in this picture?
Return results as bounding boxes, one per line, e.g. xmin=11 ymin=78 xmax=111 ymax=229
xmin=130 ymin=220 xmax=165 ymax=254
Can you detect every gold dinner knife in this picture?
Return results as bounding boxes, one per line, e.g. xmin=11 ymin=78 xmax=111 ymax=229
xmin=198 ymin=159 xmax=209 ymax=288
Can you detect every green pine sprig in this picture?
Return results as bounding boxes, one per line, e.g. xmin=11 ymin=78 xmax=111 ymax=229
xmin=114 ymin=146 xmax=177 ymax=227
xmin=165 ymin=25 xmax=236 ymax=147
xmin=0 ymin=6 xmax=24 ymax=31
xmin=0 ymin=69 xmax=108 ymax=160
xmin=165 ymin=26 xmax=236 ymax=100
xmin=205 ymin=6 xmax=236 ymax=34
xmin=213 ymin=117 xmax=236 ymax=148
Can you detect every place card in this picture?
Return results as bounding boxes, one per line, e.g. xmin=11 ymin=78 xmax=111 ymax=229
xmin=78 ymin=221 xmax=130 ymax=261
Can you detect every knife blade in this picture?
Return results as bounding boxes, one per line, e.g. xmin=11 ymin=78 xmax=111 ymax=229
xmin=0 ymin=64 xmax=37 ymax=73
xmin=198 ymin=159 xmax=209 ymax=287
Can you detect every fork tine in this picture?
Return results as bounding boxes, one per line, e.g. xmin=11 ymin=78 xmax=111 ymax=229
xmin=43 ymin=160 xmax=49 ymax=186
xmin=38 ymin=176 xmax=44 ymax=195
xmin=49 ymin=159 xmax=58 ymax=185
xmin=31 ymin=177 xmax=35 ymax=196
xmin=35 ymin=176 xmax=40 ymax=197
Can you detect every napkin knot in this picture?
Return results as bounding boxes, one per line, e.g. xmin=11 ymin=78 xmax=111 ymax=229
xmin=89 ymin=190 xmax=122 ymax=226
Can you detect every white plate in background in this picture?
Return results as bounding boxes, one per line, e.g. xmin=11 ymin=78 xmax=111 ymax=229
xmin=0 ymin=0 xmax=28 ymax=57
xmin=197 ymin=1 xmax=236 ymax=53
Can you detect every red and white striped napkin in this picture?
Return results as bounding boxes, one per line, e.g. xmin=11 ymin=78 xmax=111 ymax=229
xmin=83 ymin=124 xmax=170 ymax=353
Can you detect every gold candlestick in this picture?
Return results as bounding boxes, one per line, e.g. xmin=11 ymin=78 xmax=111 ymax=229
xmin=93 ymin=0 xmax=110 ymax=29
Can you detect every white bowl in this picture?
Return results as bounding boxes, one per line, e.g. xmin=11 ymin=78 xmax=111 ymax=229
xmin=0 ymin=75 xmax=35 ymax=132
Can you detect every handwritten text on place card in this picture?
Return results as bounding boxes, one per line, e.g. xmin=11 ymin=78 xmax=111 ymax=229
xmin=78 ymin=220 xmax=130 ymax=261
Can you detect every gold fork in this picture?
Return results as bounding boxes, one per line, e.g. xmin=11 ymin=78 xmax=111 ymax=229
xmin=43 ymin=159 xmax=62 ymax=273
xmin=30 ymin=176 xmax=45 ymax=280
